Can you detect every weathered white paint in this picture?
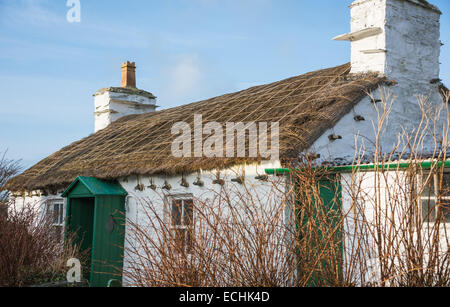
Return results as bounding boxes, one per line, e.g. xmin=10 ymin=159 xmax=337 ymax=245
xmin=94 ymin=88 xmax=157 ymax=132
xmin=309 ymin=0 xmax=448 ymax=285
xmin=343 ymin=0 xmax=441 ymax=81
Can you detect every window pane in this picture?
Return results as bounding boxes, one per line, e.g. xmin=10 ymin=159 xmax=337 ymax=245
xmin=438 ymin=173 xmax=450 ymax=223
xmin=186 ymin=227 xmax=193 ymax=253
xmin=172 ymin=200 xmax=182 ymax=226
xmin=59 ymin=203 xmax=64 ymax=224
xmin=46 ymin=204 xmax=53 ymax=220
xmin=174 ymin=228 xmax=186 ymax=251
xmin=443 ymin=201 xmax=450 ymax=223
xmin=423 ymin=179 xmax=434 ymax=197
xmin=183 ymin=199 xmax=194 ymax=226
xmin=441 ymin=173 xmax=450 ymax=190
xmin=422 ymin=178 xmax=436 ymax=222
xmin=440 ymin=173 xmax=450 ymax=199
xmin=422 ymin=198 xmax=437 ymax=222
xmin=53 ymin=204 xmax=58 ymax=224
xmin=54 ymin=203 xmax=62 ymax=225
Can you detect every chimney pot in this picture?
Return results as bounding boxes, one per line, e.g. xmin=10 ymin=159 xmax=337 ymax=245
xmin=121 ymin=61 xmax=136 ymax=88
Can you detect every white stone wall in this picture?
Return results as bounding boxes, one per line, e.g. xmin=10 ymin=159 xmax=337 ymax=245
xmin=349 ymin=0 xmax=441 ymax=81
xmin=350 ymin=0 xmax=387 ymax=75
xmin=384 ymin=0 xmax=441 ymax=84
xmin=94 ymin=90 xmax=157 ymax=132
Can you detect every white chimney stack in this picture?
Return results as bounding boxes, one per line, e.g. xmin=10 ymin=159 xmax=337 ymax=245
xmin=334 ymin=0 xmax=441 ymax=85
xmin=94 ymin=61 xmax=158 ymax=132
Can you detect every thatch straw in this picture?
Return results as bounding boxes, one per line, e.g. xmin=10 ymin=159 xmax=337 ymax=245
xmin=7 ymin=63 xmax=385 ymax=192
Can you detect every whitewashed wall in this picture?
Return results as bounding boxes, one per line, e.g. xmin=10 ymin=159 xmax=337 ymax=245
xmin=309 ymin=84 xmax=445 ymax=166
xmin=340 ymin=169 xmax=449 ymax=285
xmin=350 ymin=0 xmax=441 ymax=80
xmin=9 ymin=193 xmax=66 ymax=223
xmin=119 ymin=160 xmax=286 ymax=285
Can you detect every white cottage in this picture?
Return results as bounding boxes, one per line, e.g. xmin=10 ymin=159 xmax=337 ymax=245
xmin=6 ymin=0 xmax=449 ymax=287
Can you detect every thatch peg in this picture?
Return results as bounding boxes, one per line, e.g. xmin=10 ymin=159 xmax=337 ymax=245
xmin=328 ymin=134 xmax=342 ymax=141
xmin=162 ymin=181 xmax=172 ymax=190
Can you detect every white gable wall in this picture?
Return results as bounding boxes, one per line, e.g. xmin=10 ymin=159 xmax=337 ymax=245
xmin=309 ymin=84 xmax=445 ymax=165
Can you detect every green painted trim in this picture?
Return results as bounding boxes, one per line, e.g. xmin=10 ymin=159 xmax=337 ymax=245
xmin=265 ymin=160 xmax=450 ymax=175
xmin=65 ymin=198 xmax=71 ymax=230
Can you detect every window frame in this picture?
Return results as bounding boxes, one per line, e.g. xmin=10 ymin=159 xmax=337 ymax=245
xmin=46 ymin=198 xmax=65 ymax=227
xmin=165 ymin=194 xmax=195 ymax=253
xmin=419 ymin=170 xmax=450 ymax=224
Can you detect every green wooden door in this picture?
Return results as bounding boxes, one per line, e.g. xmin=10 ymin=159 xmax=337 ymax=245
xmin=67 ymin=197 xmax=95 ymax=280
xmin=296 ymin=174 xmax=343 ymax=286
xmin=90 ymin=195 xmax=125 ymax=287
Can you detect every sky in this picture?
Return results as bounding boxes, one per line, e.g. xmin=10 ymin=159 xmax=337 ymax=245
xmin=0 ymin=0 xmax=449 ymax=170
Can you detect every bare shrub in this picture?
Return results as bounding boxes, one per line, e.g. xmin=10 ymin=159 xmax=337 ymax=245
xmin=0 ymin=151 xmax=85 ymax=287
xmin=0 ymin=151 xmax=20 ymax=219
xmin=335 ymin=90 xmax=450 ymax=286
xmin=0 ymin=201 xmax=85 ymax=287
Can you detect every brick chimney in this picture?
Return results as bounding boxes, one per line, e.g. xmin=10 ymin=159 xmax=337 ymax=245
xmin=94 ymin=62 xmax=158 ymax=132
xmin=121 ymin=61 xmax=136 ymax=88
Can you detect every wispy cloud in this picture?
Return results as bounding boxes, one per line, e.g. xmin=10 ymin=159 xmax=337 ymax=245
xmin=168 ymin=54 xmax=204 ymax=98
xmin=0 ymin=0 xmax=65 ymax=27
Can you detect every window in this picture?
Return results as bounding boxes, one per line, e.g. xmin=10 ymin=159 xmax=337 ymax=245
xmin=421 ymin=172 xmax=450 ymax=223
xmin=167 ymin=195 xmax=194 ymax=253
xmin=46 ymin=200 xmax=64 ymax=226
xmin=45 ymin=199 xmax=65 ymax=242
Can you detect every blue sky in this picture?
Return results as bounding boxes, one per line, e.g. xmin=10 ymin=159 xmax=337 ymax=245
xmin=0 ymin=0 xmax=449 ymax=170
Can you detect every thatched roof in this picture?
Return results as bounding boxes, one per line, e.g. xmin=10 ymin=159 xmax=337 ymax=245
xmin=6 ymin=63 xmax=385 ymax=192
